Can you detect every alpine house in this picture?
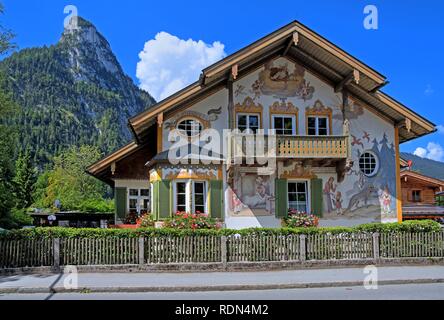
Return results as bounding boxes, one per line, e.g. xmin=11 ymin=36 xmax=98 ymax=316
xmin=87 ymin=21 xmax=436 ymax=229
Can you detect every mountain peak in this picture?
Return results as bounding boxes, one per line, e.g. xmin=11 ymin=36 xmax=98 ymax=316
xmin=61 ymin=16 xmax=107 ymax=47
xmin=58 ymin=16 xmax=126 ymax=85
xmin=0 ymin=17 xmax=155 ymax=166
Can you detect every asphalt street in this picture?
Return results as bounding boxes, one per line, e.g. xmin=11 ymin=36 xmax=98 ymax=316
xmin=1 ymin=283 xmax=444 ymax=300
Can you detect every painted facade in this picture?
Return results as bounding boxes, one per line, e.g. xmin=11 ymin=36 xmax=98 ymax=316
xmin=87 ymin=21 xmax=435 ymax=229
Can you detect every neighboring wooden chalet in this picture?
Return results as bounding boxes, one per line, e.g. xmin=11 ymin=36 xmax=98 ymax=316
xmin=400 ymin=170 xmax=444 ymax=206
xmin=88 ymin=21 xmax=436 ymax=228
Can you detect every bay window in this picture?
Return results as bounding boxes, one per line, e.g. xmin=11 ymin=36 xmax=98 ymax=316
xmin=174 ymin=180 xmax=208 ymax=213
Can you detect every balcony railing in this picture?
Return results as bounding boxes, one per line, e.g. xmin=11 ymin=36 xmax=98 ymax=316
xmin=276 ymin=135 xmax=349 ymax=158
xmin=228 ymin=134 xmax=350 ymax=162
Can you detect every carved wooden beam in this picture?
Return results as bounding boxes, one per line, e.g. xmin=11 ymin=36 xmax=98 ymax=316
xmin=283 ymin=32 xmax=299 ymax=56
xmin=231 ymin=65 xmax=239 ymax=80
xmin=397 ymin=118 xmax=412 ymax=133
xmin=157 ymin=113 xmax=164 ymax=127
xmin=111 ymin=162 xmax=116 ymax=176
xmin=335 ymin=70 xmax=360 ymax=93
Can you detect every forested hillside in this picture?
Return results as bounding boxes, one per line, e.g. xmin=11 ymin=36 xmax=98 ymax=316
xmin=0 ymin=17 xmax=155 ymax=166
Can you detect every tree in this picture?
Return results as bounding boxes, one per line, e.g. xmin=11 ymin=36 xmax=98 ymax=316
xmin=0 ymin=2 xmax=18 ymax=228
xmin=13 ymin=149 xmax=37 ymax=209
xmin=0 ymin=3 xmax=16 ymax=57
xmin=36 ymin=145 xmax=110 ymax=211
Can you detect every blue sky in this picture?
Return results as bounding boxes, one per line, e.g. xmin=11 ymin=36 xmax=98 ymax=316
xmin=1 ymin=0 xmax=443 ymax=158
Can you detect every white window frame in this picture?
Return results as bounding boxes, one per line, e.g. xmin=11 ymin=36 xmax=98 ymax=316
xmin=192 ymin=181 xmax=207 ymax=214
xmin=359 ymin=150 xmax=379 ymax=177
xmin=287 ymin=180 xmax=311 ymax=214
xmin=307 ymin=116 xmax=330 ymax=136
xmin=237 ymin=113 xmax=260 ymax=133
xmin=173 ymin=180 xmax=190 ymax=213
xmin=272 ymin=114 xmax=296 ymax=135
xmin=128 ymin=188 xmax=150 ymax=215
xmin=177 ymin=118 xmax=203 ymax=137
xmin=173 ymin=180 xmax=208 ymax=213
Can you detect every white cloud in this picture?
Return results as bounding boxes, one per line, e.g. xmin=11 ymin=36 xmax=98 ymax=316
xmin=136 ymin=32 xmax=226 ymax=101
xmin=413 ymin=147 xmax=427 ymax=158
xmin=414 ymin=142 xmax=444 ymax=162
xmin=437 ymin=125 xmax=444 ymax=134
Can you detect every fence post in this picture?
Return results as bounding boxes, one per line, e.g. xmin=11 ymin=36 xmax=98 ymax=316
xmin=138 ymin=238 xmax=145 ymax=265
xmin=373 ymin=233 xmax=380 ymax=262
xmin=221 ymin=236 xmax=228 ymax=267
xmin=299 ymin=235 xmax=307 ymax=262
xmin=53 ymin=238 xmax=60 ymax=270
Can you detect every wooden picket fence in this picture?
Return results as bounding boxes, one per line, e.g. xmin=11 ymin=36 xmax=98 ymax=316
xmin=380 ymin=232 xmax=444 ymax=258
xmin=1 ymin=231 xmax=444 ymax=268
xmin=306 ymin=233 xmax=374 ymax=260
xmin=0 ymin=239 xmax=53 ymax=268
xmin=227 ymin=235 xmax=301 ymax=262
xmin=145 ymin=236 xmax=221 ymax=263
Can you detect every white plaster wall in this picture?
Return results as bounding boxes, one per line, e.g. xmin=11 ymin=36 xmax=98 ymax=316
xmin=162 ymin=89 xmax=229 ymax=152
xmin=233 ymin=57 xmax=343 ymax=136
xmin=155 ymin=56 xmax=398 ymax=228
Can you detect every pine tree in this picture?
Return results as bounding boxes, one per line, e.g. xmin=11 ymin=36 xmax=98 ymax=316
xmin=0 ymin=2 xmax=18 ymax=228
xmin=12 ymin=149 xmax=37 ymax=209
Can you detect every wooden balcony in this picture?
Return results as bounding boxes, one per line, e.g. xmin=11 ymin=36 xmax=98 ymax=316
xmin=276 ymin=135 xmax=349 ymax=159
xmin=228 ymin=134 xmax=350 ymax=162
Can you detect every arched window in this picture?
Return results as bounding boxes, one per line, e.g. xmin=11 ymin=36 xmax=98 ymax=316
xmin=177 ymin=119 xmax=203 ymax=137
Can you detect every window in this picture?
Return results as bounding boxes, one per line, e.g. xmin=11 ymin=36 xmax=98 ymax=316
xmin=128 ymin=188 xmax=150 ymax=215
xmin=288 ymin=181 xmax=309 ymax=213
xmin=412 ymin=190 xmax=422 ymax=203
xmin=193 ymin=182 xmax=206 ymax=213
xmin=307 ymin=116 xmax=329 ymax=136
xmin=272 ymin=115 xmax=296 ymax=135
xmin=174 ymin=180 xmax=207 ymax=213
xmin=177 ymin=119 xmax=203 ymax=137
xmin=237 ymin=114 xmax=260 ymax=133
xmin=175 ymin=182 xmax=187 ymax=212
xmin=359 ymin=151 xmax=379 ymax=177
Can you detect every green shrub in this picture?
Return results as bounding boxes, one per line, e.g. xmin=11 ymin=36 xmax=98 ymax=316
xmin=355 ymin=220 xmax=441 ymax=233
xmin=78 ymin=198 xmax=114 ymax=213
xmin=0 ymin=221 xmax=441 ymax=240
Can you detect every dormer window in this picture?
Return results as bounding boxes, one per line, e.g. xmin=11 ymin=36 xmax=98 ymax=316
xmin=177 ymin=119 xmax=203 ymax=137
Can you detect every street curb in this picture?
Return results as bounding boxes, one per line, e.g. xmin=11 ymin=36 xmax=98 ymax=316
xmin=1 ymin=278 xmax=444 ymax=294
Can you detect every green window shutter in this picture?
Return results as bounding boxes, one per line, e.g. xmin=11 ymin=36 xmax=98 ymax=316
xmin=115 ymin=187 xmax=127 ymax=223
xmin=152 ymin=181 xmax=159 ymax=220
xmin=310 ymin=178 xmax=323 ymax=217
xmin=158 ymin=180 xmax=171 ymax=219
xmin=275 ymin=179 xmax=288 ymax=218
xmin=210 ymin=180 xmax=224 ymax=220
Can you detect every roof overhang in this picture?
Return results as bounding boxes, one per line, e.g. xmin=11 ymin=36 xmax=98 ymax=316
xmin=400 ymin=170 xmax=444 ymax=188
xmin=86 ymin=142 xmax=146 ymax=186
xmin=127 ymin=20 xmax=435 ymax=144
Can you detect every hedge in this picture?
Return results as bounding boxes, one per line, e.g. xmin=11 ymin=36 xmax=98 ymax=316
xmin=0 ymin=220 xmax=441 ymax=240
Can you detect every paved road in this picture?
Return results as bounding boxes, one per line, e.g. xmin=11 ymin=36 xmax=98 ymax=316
xmin=2 ymin=265 xmax=444 ymax=293
xmin=1 ymin=283 xmax=444 ymax=300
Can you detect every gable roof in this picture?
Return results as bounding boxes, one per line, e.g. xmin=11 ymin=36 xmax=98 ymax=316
xmin=400 ymin=170 xmax=444 ymax=188
xmin=88 ymin=21 xmax=437 ymax=180
xmin=129 ymin=20 xmax=435 ymax=143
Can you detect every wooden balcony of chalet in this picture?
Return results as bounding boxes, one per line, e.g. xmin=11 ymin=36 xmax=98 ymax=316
xmin=227 ymin=133 xmax=350 ymax=163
